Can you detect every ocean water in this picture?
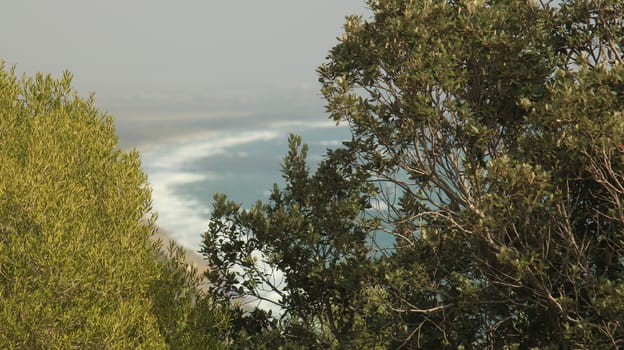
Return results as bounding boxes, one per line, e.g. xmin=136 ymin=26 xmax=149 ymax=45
xmin=138 ymin=118 xmax=351 ymax=252
xmin=130 ymin=115 xmax=394 ymax=313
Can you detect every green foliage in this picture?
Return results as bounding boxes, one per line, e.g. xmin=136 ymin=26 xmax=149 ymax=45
xmin=202 ymin=135 xmax=384 ymax=349
xmin=318 ymin=0 xmax=624 ymax=348
xmin=204 ymin=0 xmax=624 ymax=348
xmin=151 ymin=242 xmax=231 ymax=349
xmin=0 ymin=64 xmax=230 ymax=349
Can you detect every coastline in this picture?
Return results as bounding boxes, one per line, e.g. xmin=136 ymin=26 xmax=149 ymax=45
xmin=123 ymin=117 xmax=350 ymax=313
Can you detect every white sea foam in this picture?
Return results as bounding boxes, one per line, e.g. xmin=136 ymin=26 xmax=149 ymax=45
xmin=145 ymin=132 xmax=287 ymax=314
xmin=143 ymin=130 xmax=282 ymax=250
xmin=270 ymin=119 xmax=341 ymax=129
xmin=140 ymin=120 xmax=352 ymax=315
xmin=147 ymin=130 xmax=281 ymax=170
xmin=320 ymin=139 xmax=343 ymax=147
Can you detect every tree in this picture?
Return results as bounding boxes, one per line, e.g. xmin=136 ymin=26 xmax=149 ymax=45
xmin=318 ymin=0 xmax=624 ymax=348
xmin=202 ymin=135 xmax=383 ymax=349
xmin=0 ymin=64 xmax=229 ymax=349
xmin=151 ymin=242 xmax=231 ymax=350
xmin=203 ymin=0 xmax=624 ymax=348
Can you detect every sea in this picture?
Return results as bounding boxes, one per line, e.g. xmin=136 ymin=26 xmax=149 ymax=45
xmin=117 ymin=114 xmax=352 ymax=253
xmin=115 ymin=112 xmax=393 ymax=312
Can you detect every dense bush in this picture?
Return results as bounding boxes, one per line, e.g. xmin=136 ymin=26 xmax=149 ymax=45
xmin=204 ymin=0 xmax=624 ymax=348
xmin=0 ymin=64 xmax=229 ymax=349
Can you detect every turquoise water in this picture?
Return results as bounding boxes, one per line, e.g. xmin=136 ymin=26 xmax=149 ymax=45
xmin=139 ymin=119 xmax=352 ymax=250
xmin=134 ymin=115 xmax=393 ymax=312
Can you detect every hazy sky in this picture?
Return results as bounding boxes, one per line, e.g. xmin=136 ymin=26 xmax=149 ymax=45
xmin=1 ymin=1 xmax=369 ymax=116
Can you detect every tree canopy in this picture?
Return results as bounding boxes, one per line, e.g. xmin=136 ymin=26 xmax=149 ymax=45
xmin=203 ymin=0 xmax=624 ymax=348
xmin=0 ymin=64 xmax=229 ymax=349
